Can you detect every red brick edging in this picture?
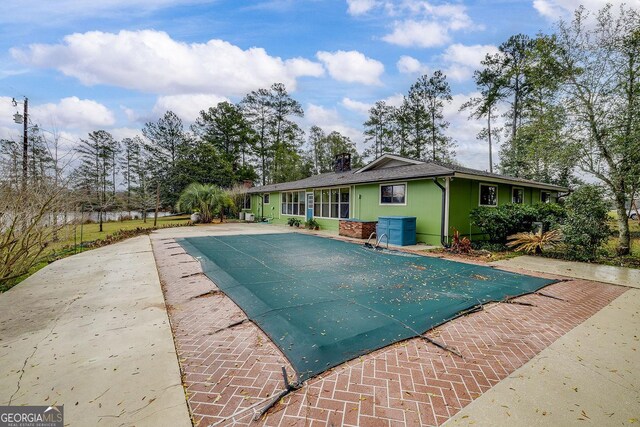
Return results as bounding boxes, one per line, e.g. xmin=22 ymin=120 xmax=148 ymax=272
xmin=151 ymin=235 xmax=626 ymax=427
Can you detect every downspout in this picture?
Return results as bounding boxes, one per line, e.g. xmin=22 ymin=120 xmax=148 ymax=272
xmin=433 ymin=178 xmax=450 ymax=248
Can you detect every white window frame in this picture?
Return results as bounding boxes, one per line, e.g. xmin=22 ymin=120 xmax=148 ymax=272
xmin=511 ymin=187 xmax=524 ymax=204
xmin=312 ymin=186 xmax=351 ymax=219
xmin=379 ymin=182 xmax=407 ymax=206
xmin=479 ymin=183 xmax=498 ymax=207
xmin=242 ymin=194 xmax=251 ymax=210
xmin=263 ymin=193 xmax=270 ymax=204
xmin=280 ymin=190 xmax=306 ymax=217
xmin=541 ymin=191 xmax=552 ymax=203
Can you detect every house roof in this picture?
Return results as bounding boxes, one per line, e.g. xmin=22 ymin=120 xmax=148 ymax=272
xmin=247 ymin=155 xmax=568 ymax=194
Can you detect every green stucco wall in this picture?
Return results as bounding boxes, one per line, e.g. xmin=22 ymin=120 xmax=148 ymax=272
xmin=447 ymin=178 xmax=557 ymax=240
xmin=246 ymin=177 xmax=558 ymax=246
xmin=246 ymin=181 xmax=443 ymax=245
xmin=351 ymin=180 xmax=443 ymax=245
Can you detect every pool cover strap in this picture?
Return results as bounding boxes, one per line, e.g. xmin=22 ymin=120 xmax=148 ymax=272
xmin=178 ymin=233 xmax=555 ymax=382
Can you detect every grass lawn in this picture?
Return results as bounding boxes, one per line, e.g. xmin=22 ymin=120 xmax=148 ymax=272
xmin=600 ymin=213 xmax=640 ymax=268
xmin=50 ymin=214 xmax=192 ymax=251
xmin=1 ymin=214 xmax=192 ymax=292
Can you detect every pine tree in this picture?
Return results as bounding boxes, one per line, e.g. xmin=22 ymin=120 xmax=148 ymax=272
xmin=121 ymin=136 xmax=143 ymax=214
xmin=142 ymin=111 xmax=189 ymax=208
xmin=363 ymin=101 xmax=395 ymax=160
xmin=405 ymin=71 xmax=455 ymax=162
xmin=74 ymin=130 xmax=119 ymax=232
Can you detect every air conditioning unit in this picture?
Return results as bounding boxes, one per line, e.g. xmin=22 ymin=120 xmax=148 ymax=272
xmin=245 ymin=213 xmax=255 ymax=222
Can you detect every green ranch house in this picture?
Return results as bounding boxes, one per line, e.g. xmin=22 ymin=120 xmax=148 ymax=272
xmin=244 ymin=154 xmax=566 ymax=246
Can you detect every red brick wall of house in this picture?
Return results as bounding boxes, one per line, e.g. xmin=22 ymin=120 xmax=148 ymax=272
xmin=339 ymin=220 xmax=377 ymax=239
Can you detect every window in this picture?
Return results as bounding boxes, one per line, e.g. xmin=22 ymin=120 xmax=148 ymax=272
xmin=479 ymin=184 xmax=498 ymax=206
xmin=541 ymin=191 xmax=552 ymax=203
xmin=340 ymin=188 xmax=350 ymax=218
xmin=314 ymin=190 xmax=321 ymax=217
xmin=263 ymin=194 xmax=270 ymax=204
xmin=281 ymin=191 xmax=305 ymax=216
xmin=512 ymin=187 xmax=524 ymax=204
xmin=321 ymin=189 xmax=329 ymax=217
xmin=380 ymin=184 xmax=406 ymax=205
xmin=310 ymin=187 xmax=349 ymax=218
xmin=242 ymin=195 xmax=251 ymax=209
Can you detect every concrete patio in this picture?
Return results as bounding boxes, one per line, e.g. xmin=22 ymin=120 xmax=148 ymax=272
xmin=0 ymin=236 xmax=191 ymax=426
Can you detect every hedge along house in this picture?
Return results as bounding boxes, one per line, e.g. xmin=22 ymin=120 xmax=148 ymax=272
xmin=245 ymin=154 xmax=567 ymax=246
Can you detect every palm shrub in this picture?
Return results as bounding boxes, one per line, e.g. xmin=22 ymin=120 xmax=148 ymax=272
xmin=561 ymin=185 xmax=610 ymax=261
xmin=176 ymin=183 xmax=234 ymax=224
xmin=507 ymin=229 xmax=562 ymax=254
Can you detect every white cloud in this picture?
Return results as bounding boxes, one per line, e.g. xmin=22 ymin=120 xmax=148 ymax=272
xmin=341 ymin=93 xmax=404 ymax=116
xmin=441 ymin=43 xmax=499 ymax=81
xmin=12 ymin=30 xmax=324 ymax=97
xmin=341 ymin=98 xmax=371 ymax=115
xmin=0 ymin=97 xmax=22 ymax=141
xmin=316 ymin=50 xmax=384 ymax=85
xmin=305 ymin=103 xmax=363 ymax=147
xmin=285 ymin=58 xmax=325 ymax=78
xmin=380 ymin=1 xmax=480 ymax=48
xmin=383 ymin=20 xmax=451 ymax=48
xmin=383 ymin=93 xmax=404 ymax=107
xmin=31 ymin=97 xmax=116 ymax=130
xmin=532 ymin=0 xmax=638 ymax=19
xmin=346 ymin=0 xmax=378 ymax=15
xmin=396 ymin=55 xmax=429 ymax=74
xmin=109 ymin=127 xmax=144 ymax=141
xmin=443 ymin=92 xmax=507 ymax=170
xmin=120 ymin=106 xmax=138 ymax=122
xmin=152 ymin=93 xmax=231 ymax=123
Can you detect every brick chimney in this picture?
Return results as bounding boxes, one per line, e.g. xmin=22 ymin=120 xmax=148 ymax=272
xmin=242 ymin=179 xmax=254 ymax=189
xmin=334 ymin=153 xmax=351 ymax=173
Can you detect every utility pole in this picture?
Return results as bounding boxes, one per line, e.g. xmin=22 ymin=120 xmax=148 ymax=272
xmin=22 ymin=97 xmax=28 ymax=190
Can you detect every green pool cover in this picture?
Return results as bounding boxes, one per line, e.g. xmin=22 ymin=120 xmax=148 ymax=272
xmin=178 ymin=233 xmax=555 ymax=382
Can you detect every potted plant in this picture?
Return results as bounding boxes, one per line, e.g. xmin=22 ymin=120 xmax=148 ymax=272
xmin=287 ymin=217 xmax=297 ymax=227
xmin=305 ymin=219 xmax=320 ymax=230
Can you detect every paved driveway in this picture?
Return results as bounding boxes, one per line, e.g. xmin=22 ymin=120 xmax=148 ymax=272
xmin=445 ymin=256 xmax=640 ymax=426
xmin=0 ymin=236 xmax=191 ymax=426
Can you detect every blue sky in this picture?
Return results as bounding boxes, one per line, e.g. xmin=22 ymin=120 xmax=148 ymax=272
xmin=0 ymin=0 xmax=613 ymax=169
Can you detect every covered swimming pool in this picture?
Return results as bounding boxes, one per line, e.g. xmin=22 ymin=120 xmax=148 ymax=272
xmin=177 ymin=233 xmax=555 ymax=382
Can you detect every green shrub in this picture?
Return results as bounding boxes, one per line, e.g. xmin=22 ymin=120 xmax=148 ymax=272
xmin=470 ymin=202 xmax=567 ymax=243
xmin=534 ymin=202 xmax=567 ymax=231
xmin=470 ymin=203 xmax=538 ymax=243
xmin=561 ymin=185 xmax=610 ymax=261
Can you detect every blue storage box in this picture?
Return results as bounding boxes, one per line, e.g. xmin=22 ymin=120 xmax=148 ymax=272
xmin=376 ymin=216 xmax=417 ymax=246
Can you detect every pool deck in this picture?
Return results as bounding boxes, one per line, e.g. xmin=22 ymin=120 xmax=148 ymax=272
xmin=151 ymin=223 xmax=634 ymax=426
xmin=2 ymin=222 xmax=635 ymax=427
xmin=0 ymin=236 xmax=191 ymax=426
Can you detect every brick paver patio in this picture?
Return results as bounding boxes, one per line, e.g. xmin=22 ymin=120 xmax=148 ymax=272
xmin=152 ymin=235 xmax=627 ymax=427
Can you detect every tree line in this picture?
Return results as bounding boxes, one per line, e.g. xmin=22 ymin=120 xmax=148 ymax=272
xmin=1 ymin=4 xmax=637 ymax=255
xmin=360 ymin=4 xmax=639 ymax=255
